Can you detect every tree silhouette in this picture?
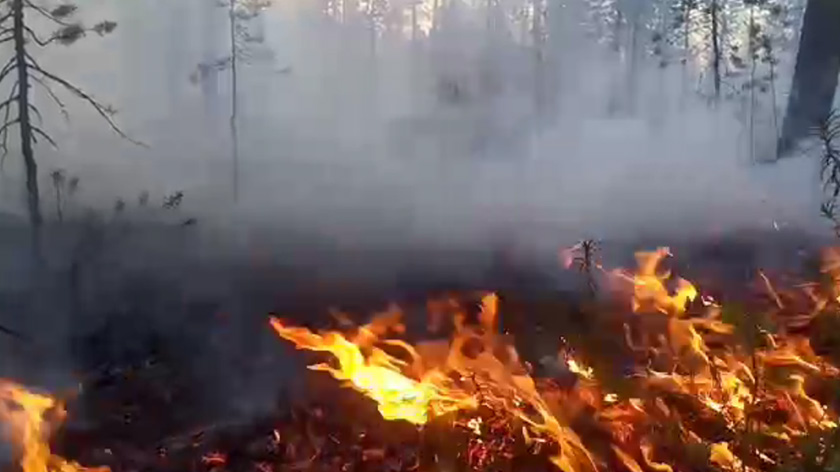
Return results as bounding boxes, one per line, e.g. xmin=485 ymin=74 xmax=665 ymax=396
xmin=191 ymin=0 xmax=273 ymax=203
xmin=0 ymin=0 xmax=139 ymax=260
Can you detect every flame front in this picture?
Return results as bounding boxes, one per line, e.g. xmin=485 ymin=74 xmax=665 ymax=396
xmin=270 ymin=246 xmax=840 ymax=472
xmin=271 ymin=294 xmax=598 ymax=472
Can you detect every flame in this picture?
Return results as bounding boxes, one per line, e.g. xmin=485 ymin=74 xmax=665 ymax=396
xmin=626 ymin=247 xmax=698 ymax=315
xmin=0 ymin=244 xmax=838 ymax=472
xmin=566 ymin=358 xmax=595 ymax=380
xmin=272 ymin=294 xmax=598 ymax=472
xmin=270 ymin=246 xmax=840 ymax=472
xmin=0 ymin=380 xmax=109 ymax=472
xmin=270 ymin=316 xmax=471 ymax=424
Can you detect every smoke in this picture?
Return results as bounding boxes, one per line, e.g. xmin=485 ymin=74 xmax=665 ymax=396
xmin=0 ymin=0 xmax=818 ymax=248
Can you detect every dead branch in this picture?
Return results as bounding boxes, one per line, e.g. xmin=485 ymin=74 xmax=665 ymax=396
xmin=0 ymin=79 xmax=18 ymax=160
xmin=30 ymin=125 xmax=57 ymax=148
xmin=0 ymin=90 xmax=16 ymax=112
xmin=22 ymin=0 xmax=71 ymax=26
xmin=22 ymin=24 xmax=49 ymax=46
xmin=22 ymin=48 xmax=43 ymax=71
xmin=29 ymin=64 xmax=145 ymax=146
xmin=0 ymin=55 xmax=18 ymax=84
xmin=27 ymin=102 xmax=41 ymax=124
xmin=0 ymin=117 xmax=21 ymax=137
xmin=30 ymin=74 xmax=68 ymax=120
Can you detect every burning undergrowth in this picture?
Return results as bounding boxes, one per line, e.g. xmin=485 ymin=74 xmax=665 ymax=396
xmin=3 ymin=243 xmax=840 ymax=472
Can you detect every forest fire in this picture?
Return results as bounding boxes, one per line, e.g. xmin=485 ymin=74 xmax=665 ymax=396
xmin=2 ymin=245 xmax=840 ymax=472
xmin=268 ymin=245 xmax=840 ymax=472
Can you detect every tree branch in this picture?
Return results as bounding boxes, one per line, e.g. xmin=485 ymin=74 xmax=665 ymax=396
xmin=30 ymin=64 xmax=145 ymax=146
xmin=22 ymin=0 xmax=71 ymax=26
xmin=23 ymin=24 xmax=50 ymax=46
xmin=0 ymin=55 xmax=18 ymax=85
xmin=0 ymin=118 xmax=20 ymax=138
xmin=30 ymin=125 xmax=57 ymax=148
xmin=0 ymin=80 xmax=18 ymax=161
xmin=30 ymin=74 xmax=67 ymax=120
xmin=0 ymin=81 xmax=17 ymax=112
xmin=23 ymin=49 xmax=44 ymax=72
xmin=28 ymin=103 xmax=42 ymax=124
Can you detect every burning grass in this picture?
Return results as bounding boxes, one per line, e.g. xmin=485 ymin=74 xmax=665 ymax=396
xmin=3 ymin=244 xmax=840 ymax=472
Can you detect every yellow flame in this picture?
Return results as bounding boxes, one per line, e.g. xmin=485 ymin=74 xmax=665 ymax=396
xmin=271 ymin=294 xmax=598 ymax=472
xmin=270 ymin=318 xmax=470 ymax=425
xmin=567 ymin=358 xmax=595 ymax=380
xmin=0 ymin=380 xmax=109 ymax=472
xmin=624 ymin=247 xmax=698 ymax=315
xmin=272 ymin=247 xmax=840 ymax=472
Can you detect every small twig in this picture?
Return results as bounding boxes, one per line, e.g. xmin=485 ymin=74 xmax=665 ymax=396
xmin=23 ymin=24 xmax=50 ymax=46
xmin=758 ymin=270 xmax=784 ymax=310
xmin=27 ymin=103 xmax=42 ymax=124
xmin=0 ymin=80 xmax=18 ymax=163
xmin=30 ymin=74 xmax=68 ymax=120
xmin=30 ymin=125 xmax=58 ymax=148
xmin=0 ymin=55 xmax=18 ymax=84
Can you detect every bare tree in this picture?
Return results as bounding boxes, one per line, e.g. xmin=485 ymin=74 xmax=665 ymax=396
xmin=0 ymin=0 xmax=139 ymax=259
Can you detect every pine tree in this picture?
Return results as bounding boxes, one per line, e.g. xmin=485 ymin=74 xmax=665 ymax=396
xmin=192 ymin=0 xmax=273 ymax=203
xmin=0 ymin=0 xmax=137 ymax=260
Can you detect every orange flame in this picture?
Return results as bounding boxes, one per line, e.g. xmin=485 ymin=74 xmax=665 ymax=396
xmin=0 ymin=380 xmax=109 ymax=472
xmin=270 ymin=247 xmax=840 ymax=472
xmin=271 ymin=294 xmax=598 ymax=472
xmin=270 ymin=316 xmax=472 ymax=424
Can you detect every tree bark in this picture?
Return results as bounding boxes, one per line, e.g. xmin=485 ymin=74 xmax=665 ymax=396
xmin=778 ymin=0 xmax=840 ymax=156
xmin=228 ymin=0 xmax=239 ymax=202
xmin=12 ymin=0 xmax=42 ymax=259
xmin=710 ymin=0 xmax=721 ymax=101
xmin=532 ymin=0 xmax=544 ymax=118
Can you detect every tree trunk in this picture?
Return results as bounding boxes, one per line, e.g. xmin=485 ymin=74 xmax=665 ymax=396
xmin=681 ymin=0 xmax=690 ymax=102
xmin=54 ymin=184 xmax=63 ymax=222
xmin=12 ymin=0 xmax=42 ymax=259
xmin=532 ymin=0 xmax=544 ymax=118
xmin=228 ymin=0 xmax=239 ymax=202
xmin=778 ymin=0 xmax=840 ymax=156
xmin=710 ymin=0 xmax=721 ymax=101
